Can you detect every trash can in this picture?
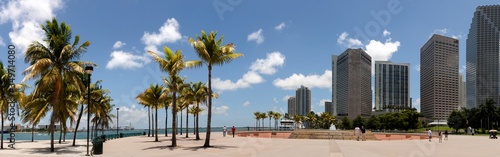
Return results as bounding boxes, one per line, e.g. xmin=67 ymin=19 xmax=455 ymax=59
xmin=119 ymin=133 xmax=123 ymax=138
xmin=92 ymin=138 xmax=104 ymax=154
xmin=101 ymin=134 xmax=107 ymax=142
xmin=143 ymin=132 xmax=146 ymax=135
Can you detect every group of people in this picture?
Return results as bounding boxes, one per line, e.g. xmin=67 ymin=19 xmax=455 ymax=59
xmin=222 ymin=126 xmax=236 ymax=138
xmin=354 ymin=126 xmax=366 ymax=141
xmin=428 ymin=129 xmax=449 ymax=143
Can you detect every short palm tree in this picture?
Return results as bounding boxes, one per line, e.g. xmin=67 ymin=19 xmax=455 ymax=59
xmin=260 ymin=112 xmax=267 ymax=129
xmin=189 ymin=30 xmax=243 ymax=147
xmin=22 ymin=18 xmax=91 ymax=152
xmin=254 ymin=112 xmax=260 ymax=131
xmin=0 ymin=61 xmax=25 ymax=149
xmin=268 ymin=111 xmax=274 ymax=131
xmin=273 ymin=112 xmax=282 ymax=130
xmin=136 ymin=84 xmax=166 ymax=142
xmin=148 ymin=46 xmax=201 ymax=147
xmin=192 ymin=82 xmax=208 ymax=140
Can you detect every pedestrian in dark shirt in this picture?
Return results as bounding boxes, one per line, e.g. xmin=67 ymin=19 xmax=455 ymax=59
xmin=231 ymin=126 xmax=236 ymax=138
xmin=361 ymin=126 xmax=366 ymax=141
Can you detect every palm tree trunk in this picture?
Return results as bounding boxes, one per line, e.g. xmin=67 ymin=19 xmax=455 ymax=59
xmin=172 ymin=90 xmax=178 ymax=147
xmin=31 ymin=125 xmax=34 ymax=142
xmin=1 ymin=112 xmax=4 ymax=149
xmin=72 ymin=104 xmax=84 ymax=146
xmin=193 ymin=113 xmax=196 ymax=135
xmin=151 ymin=108 xmax=155 ymax=137
xmin=186 ymin=106 xmax=189 ymax=138
xmin=180 ymin=107 xmax=183 ymax=135
xmin=148 ymin=106 xmax=150 ymax=137
xmin=59 ymin=125 xmax=63 ymax=144
xmin=203 ymin=66 xmax=212 ymax=147
xmin=165 ymin=106 xmax=168 ymax=137
xmin=196 ymin=102 xmax=200 ymax=140
xmin=63 ymin=128 xmax=66 ymax=142
xmin=155 ymin=106 xmax=158 ymax=142
xmin=269 ymin=118 xmax=271 ymax=131
xmin=50 ymin=114 xmax=56 ymax=152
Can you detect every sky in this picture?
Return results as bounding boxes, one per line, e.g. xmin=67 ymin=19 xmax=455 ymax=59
xmin=0 ymin=0 xmax=498 ymax=129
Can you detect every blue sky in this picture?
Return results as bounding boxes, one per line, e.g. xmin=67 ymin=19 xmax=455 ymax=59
xmin=0 ymin=0 xmax=497 ymax=129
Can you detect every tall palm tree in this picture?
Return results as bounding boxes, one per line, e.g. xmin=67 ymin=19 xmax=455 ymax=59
xmin=260 ymin=112 xmax=267 ymax=129
xmin=0 ymin=61 xmax=25 ymax=149
xmin=22 ymin=18 xmax=91 ymax=152
xmin=136 ymin=84 xmax=166 ymax=142
xmin=71 ymin=74 xmax=91 ymax=146
xmin=192 ymin=82 xmax=208 ymax=140
xmin=180 ymin=82 xmax=196 ymax=138
xmin=273 ymin=112 xmax=282 ymax=130
xmin=254 ymin=112 xmax=260 ymax=131
xmin=148 ymin=46 xmax=201 ymax=147
xmin=267 ymin=111 xmax=274 ymax=131
xmin=189 ymin=30 xmax=243 ymax=147
xmin=189 ymin=106 xmax=205 ymax=135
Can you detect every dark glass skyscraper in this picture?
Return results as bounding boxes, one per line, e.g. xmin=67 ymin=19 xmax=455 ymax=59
xmin=466 ymin=5 xmax=500 ymax=108
xmin=374 ymin=61 xmax=410 ymax=112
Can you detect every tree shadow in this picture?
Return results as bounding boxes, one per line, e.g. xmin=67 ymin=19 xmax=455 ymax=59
xmin=20 ymin=145 xmax=84 ymax=155
xmin=182 ymin=145 xmax=237 ymax=151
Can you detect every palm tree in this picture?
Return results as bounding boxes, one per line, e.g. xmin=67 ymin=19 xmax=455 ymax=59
xmin=267 ymin=111 xmax=274 ymax=131
xmin=180 ymin=82 xmax=196 ymax=138
xmin=0 ymin=61 xmax=25 ymax=149
xmin=273 ymin=112 xmax=282 ymax=130
xmin=293 ymin=115 xmax=303 ymax=129
xmin=254 ymin=112 xmax=260 ymax=131
xmin=260 ymin=112 xmax=267 ymax=129
xmin=189 ymin=30 xmax=243 ymax=147
xmin=22 ymin=18 xmax=91 ymax=152
xmin=136 ymin=84 xmax=166 ymax=142
xmin=189 ymin=106 xmax=205 ymax=135
xmin=71 ymin=73 xmax=90 ymax=146
xmin=148 ymin=46 xmax=201 ymax=147
xmin=192 ymin=82 xmax=208 ymax=140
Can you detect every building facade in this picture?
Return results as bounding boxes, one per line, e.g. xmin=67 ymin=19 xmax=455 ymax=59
xmin=459 ymin=74 xmax=466 ymax=109
xmin=332 ymin=55 xmax=338 ymax=116
xmin=466 ymin=5 xmax=500 ymax=108
xmin=336 ymin=48 xmax=372 ymax=120
xmin=374 ymin=61 xmax=410 ymax=112
xmin=287 ymin=97 xmax=296 ymax=117
xmin=420 ymin=34 xmax=459 ymax=120
xmin=295 ymin=85 xmax=311 ymax=116
xmin=325 ymin=101 xmax=333 ymax=115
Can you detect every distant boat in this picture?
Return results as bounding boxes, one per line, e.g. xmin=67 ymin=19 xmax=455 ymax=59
xmin=1 ymin=130 xmax=8 ymax=133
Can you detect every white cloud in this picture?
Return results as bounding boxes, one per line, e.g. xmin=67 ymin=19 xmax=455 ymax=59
xmin=459 ymin=65 xmax=466 ymax=74
xmin=337 ymin=32 xmax=363 ymax=48
xmin=243 ymin=101 xmax=250 ymax=107
xmin=433 ymin=28 xmax=448 ymax=35
xmin=247 ymin=29 xmax=264 ymax=44
xmin=249 ymin=51 xmax=285 ymax=75
xmin=415 ymin=64 xmax=421 ymax=72
xmin=431 ymin=28 xmax=463 ymax=39
xmin=275 ymin=22 xmax=286 ymax=30
xmin=113 ymin=41 xmax=126 ymax=49
xmin=282 ymin=95 xmax=292 ymax=102
xmin=116 ymin=105 xmax=148 ymax=127
xmin=0 ymin=36 xmax=5 ymax=46
xmin=318 ymin=99 xmax=331 ymax=107
xmin=141 ymin=18 xmax=182 ymax=52
xmin=0 ymin=0 xmax=64 ymax=53
xmin=273 ymin=98 xmax=278 ymax=103
xmin=365 ymin=38 xmax=401 ymax=75
xmin=212 ymin=51 xmax=285 ymax=92
xmin=214 ymin=105 xmax=229 ymax=116
xmin=273 ymin=70 xmax=332 ymax=90
xmin=383 ymin=29 xmax=391 ymax=37
xmin=106 ymin=51 xmax=151 ymax=70
xmin=413 ymin=98 xmax=421 ymax=112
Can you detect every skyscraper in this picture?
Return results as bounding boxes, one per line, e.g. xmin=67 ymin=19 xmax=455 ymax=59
xmin=287 ymin=97 xmax=296 ymax=117
xmin=325 ymin=101 xmax=333 ymax=115
xmin=295 ymin=85 xmax=311 ymax=116
xmin=459 ymin=74 xmax=466 ymax=109
xmin=420 ymin=34 xmax=459 ymax=120
xmin=374 ymin=61 xmax=410 ymax=112
xmin=332 ymin=55 xmax=338 ymax=116
xmin=336 ymin=48 xmax=372 ymax=120
xmin=466 ymin=5 xmax=500 ymax=108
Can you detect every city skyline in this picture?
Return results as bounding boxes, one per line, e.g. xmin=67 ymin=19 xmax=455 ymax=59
xmin=0 ymin=1 xmax=498 ymax=128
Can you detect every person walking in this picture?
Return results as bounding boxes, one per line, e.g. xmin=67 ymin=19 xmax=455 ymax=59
xmin=438 ymin=131 xmax=442 ymax=143
xmin=354 ymin=126 xmax=361 ymax=141
xmin=223 ymin=126 xmax=227 ymax=137
xmin=361 ymin=126 xmax=366 ymax=141
xmin=444 ymin=130 xmax=448 ymax=140
xmin=231 ymin=126 xmax=236 ymax=138
xmin=428 ymin=129 xmax=432 ymax=142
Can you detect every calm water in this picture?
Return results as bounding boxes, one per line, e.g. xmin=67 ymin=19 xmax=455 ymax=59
xmin=1 ymin=127 xmax=250 ymax=141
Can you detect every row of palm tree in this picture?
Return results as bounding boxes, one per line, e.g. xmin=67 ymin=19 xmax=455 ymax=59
xmin=138 ymin=30 xmax=241 ymax=147
xmin=252 ymin=111 xmax=283 ymax=131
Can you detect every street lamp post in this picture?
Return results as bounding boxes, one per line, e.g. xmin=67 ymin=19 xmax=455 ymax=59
xmin=85 ymin=66 xmax=93 ymax=156
xmin=117 ymin=108 xmax=119 ymax=138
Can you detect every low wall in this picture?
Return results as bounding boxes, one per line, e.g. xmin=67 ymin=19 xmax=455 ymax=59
xmin=373 ymin=133 xmax=432 ymax=141
xmin=236 ymin=131 xmax=292 ymax=138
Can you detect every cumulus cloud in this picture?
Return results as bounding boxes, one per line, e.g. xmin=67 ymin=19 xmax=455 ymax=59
xmin=113 ymin=41 xmax=126 ymax=49
xmin=273 ymin=98 xmax=278 ymax=103
xmin=115 ymin=105 xmax=148 ymax=128
xmin=141 ymin=18 xmax=182 ymax=52
xmin=0 ymin=0 xmax=64 ymax=53
xmin=247 ymin=29 xmax=264 ymax=44
xmin=431 ymin=28 xmax=463 ymax=39
xmin=337 ymin=32 xmax=363 ymax=48
xmin=212 ymin=51 xmax=285 ymax=91
xmin=282 ymin=95 xmax=292 ymax=102
xmin=383 ymin=29 xmax=391 ymax=37
xmin=459 ymin=65 xmax=466 ymax=74
xmin=413 ymin=98 xmax=421 ymax=112
xmin=214 ymin=105 xmax=229 ymax=116
xmin=275 ymin=22 xmax=286 ymax=30
xmin=433 ymin=28 xmax=448 ymax=35
xmin=415 ymin=64 xmax=421 ymax=72
xmin=0 ymin=36 xmax=5 ymax=46
xmin=250 ymin=51 xmax=285 ymax=75
xmin=273 ymin=70 xmax=332 ymax=90
xmin=365 ymin=38 xmax=401 ymax=74
xmin=318 ymin=99 xmax=331 ymax=107
xmin=106 ymin=51 xmax=151 ymax=70
xmin=243 ymin=101 xmax=250 ymax=107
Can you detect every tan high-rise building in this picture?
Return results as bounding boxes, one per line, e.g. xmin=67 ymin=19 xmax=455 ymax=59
xmin=287 ymin=97 xmax=296 ymax=117
xmin=420 ymin=34 xmax=459 ymax=120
